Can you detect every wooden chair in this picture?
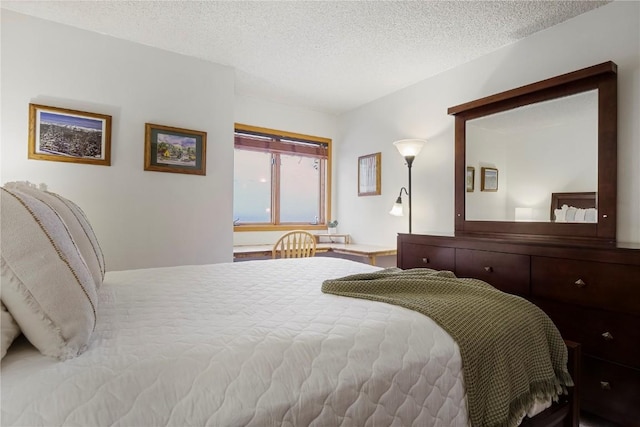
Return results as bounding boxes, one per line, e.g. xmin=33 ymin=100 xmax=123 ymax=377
xmin=272 ymin=230 xmax=317 ymax=259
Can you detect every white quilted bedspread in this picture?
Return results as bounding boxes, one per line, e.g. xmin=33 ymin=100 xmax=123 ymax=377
xmin=1 ymin=258 xmax=469 ymax=426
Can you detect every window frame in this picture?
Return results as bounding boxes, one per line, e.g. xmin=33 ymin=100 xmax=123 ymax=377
xmin=233 ymin=123 xmax=332 ymax=232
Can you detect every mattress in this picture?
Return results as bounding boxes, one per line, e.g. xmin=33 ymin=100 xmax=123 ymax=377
xmin=1 ymin=258 xmax=470 ymax=426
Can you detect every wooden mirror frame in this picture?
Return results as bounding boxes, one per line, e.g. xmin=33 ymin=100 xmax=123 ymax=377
xmin=448 ymin=61 xmax=617 ymax=244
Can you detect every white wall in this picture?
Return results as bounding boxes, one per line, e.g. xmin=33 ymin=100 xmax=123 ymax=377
xmin=233 ymin=95 xmax=337 ymax=245
xmin=1 ymin=11 xmax=236 ymax=271
xmin=337 ymin=1 xmax=640 ymax=245
xmin=465 ymin=127 xmax=508 ymax=221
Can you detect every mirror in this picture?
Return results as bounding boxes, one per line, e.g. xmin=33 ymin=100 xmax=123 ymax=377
xmin=465 ymin=90 xmax=598 ymax=222
xmin=449 ymin=62 xmax=617 ymax=243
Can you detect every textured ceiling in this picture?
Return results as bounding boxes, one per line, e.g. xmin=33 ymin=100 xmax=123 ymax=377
xmin=2 ymin=1 xmax=610 ymax=114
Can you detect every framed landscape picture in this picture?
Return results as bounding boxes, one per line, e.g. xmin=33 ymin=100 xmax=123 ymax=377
xmin=358 ymin=152 xmax=381 ymax=196
xmin=144 ymin=123 xmax=207 ymax=175
xmin=481 ymin=167 xmax=499 ymax=192
xmin=28 ymin=104 xmax=112 ymax=166
xmin=466 ymin=166 xmax=475 ymax=192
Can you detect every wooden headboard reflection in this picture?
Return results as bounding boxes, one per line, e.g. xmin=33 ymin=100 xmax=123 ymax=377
xmin=550 ymin=192 xmax=597 ymax=220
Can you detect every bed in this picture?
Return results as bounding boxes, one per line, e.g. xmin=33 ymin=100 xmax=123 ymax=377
xmin=550 ymin=191 xmax=597 ymax=222
xmin=3 ymin=258 xmax=470 ymax=426
xmin=1 ymin=183 xmax=575 ymax=427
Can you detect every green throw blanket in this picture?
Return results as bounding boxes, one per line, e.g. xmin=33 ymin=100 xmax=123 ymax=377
xmin=322 ymin=268 xmax=573 ymax=427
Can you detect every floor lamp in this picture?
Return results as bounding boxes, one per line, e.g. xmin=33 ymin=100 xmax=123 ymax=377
xmin=390 ymin=139 xmax=426 ymax=233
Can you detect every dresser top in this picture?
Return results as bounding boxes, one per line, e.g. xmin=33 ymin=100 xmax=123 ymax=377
xmin=399 ymin=233 xmax=640 ymax=265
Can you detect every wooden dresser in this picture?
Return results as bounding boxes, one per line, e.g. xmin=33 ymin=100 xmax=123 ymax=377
xmin=397 ymin=233 xmax=640 ymax=426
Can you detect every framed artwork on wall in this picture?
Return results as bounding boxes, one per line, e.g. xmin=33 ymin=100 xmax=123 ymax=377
xmin=481 ymin=167 xmax=498 ymax=192
xmin=144 ymin=123 xmax=207 ymax=175
xmin=466 ymin=166 xmax=475 ymax=192
xmin=358 ymin=152 xmax=381 ymax=196
xmin=28 ymin=103 xmax=112 ymax=166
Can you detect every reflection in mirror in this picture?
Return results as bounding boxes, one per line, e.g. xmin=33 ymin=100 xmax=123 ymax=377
xmin=465 ymin=90 xmax=598 ymax=222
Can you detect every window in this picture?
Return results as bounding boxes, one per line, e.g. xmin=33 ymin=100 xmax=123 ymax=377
xmin=234 ymin=124 xmax=331 ymax=231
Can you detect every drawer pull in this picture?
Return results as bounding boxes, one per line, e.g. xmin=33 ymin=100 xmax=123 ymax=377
xmin=422 ymin=257 xmax=430 ymax=264
xmin=600 ymin=381 xmax=611 ymax=390
xmin=601 ymin=331 xmax=614 ymax=341
xmin=574 ymin=279 xmax=587 ymax=288
xmin=484 ymin=266 xmax=493 ymax=273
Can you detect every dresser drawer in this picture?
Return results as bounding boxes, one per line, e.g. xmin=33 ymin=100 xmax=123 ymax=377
xmin=533 ymin=298 xmax=640 ymax=369
xmin=455 ymin=249 xmax=530 ymax=296
xmin=399 ymin=243 xmax=455 ymax=271
xmin=531 ymin=257 xmax=640 ymax=314
xmin=581 ymin=357 xmax=640 ymax=426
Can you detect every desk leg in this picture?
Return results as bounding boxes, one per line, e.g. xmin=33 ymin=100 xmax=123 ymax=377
xmin=368 ymin=255 xmax=377 ymax=266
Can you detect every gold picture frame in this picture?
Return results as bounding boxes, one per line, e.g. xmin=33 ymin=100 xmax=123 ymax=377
xmin=358 ymin=152 xmax=381 ymax=196
xmin=28 ymin=103 xmax=112 ymax=166
xmin=481 ymin=167 xmax=498 ymax=192
xmin=144 ymin=123 xmax=207 ymax=175
xmin=466 ymin=166 xmax=475 ymax=192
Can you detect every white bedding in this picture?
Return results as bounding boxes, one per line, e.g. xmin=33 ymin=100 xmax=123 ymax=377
xmin=1 ymin=258 xmax=470 ymax=426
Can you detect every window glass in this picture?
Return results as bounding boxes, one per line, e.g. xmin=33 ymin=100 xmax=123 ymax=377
xmin=280 ymin=154 xmax=321 ymax=223
xmin=233 ymin=149 xmax=271 ymax=223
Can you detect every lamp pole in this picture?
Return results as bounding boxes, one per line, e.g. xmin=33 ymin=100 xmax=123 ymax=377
xmin=405 ymin=155 xmax=415 ymax=233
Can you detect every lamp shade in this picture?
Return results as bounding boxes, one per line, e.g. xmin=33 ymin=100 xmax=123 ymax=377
xmin=515 ymin=207 xmax=533 ymax=222
xmin=393 ymin=139 xmax=426 ymax=158
xmin=389 ymin=188 xmax=407 ymax=217
xmin=389 ymin=199 xmax=404 ymax=216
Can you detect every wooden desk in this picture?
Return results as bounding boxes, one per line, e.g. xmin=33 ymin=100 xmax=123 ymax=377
xmin=325 ymin=244 xmax=397 ymax=266
xmin=314 ymin=233 xmax=351 ymax=244
xmin=233 ymin=243 xmax=396 ymax=266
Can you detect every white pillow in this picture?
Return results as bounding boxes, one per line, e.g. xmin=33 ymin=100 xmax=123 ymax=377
xmin=574 ymin=208 xmax=586 ymax=222
xmin=4 ymin=182 xmax=105 ymax=289
xmin=585 ymin=208 xmax=598 ymax=223
xmin=554 ymin=204 xmax=568 ymax=222
xmin=1 ymin=302 xmax=21 ymax=359
xmin=1 ymin=187 xmax=97 ymax=359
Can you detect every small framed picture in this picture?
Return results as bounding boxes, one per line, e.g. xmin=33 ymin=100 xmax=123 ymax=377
xmin=28 ymin=103 xmax=112 ymax=166
xmin=358 ymin=152 xmax=381 ymax=196
xmin=466 ymin=166 xmax=475 ymax=192
xmin=144 ymin=123 xmax=207 ymax=175
xmin=481 ymin=167 xmax=498 ymax=192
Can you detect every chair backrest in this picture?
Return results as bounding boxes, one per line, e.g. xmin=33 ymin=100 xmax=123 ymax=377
xmin=272 ymin=230 xmax=317 ymax=259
